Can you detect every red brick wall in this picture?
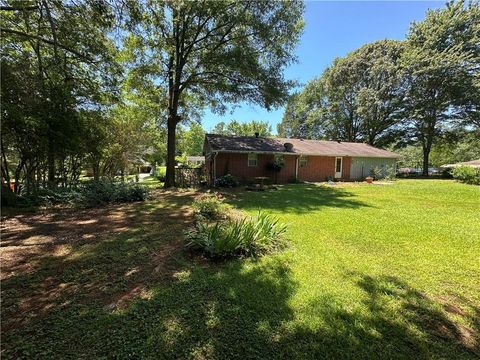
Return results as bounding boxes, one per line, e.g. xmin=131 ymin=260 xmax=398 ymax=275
xmin=298 ymin=155 xmax=351 ymax=182
xmin=214 ymin=153 xmax=297 ymax=184
xmin=210 ymin=153 xmax=353 ymax=184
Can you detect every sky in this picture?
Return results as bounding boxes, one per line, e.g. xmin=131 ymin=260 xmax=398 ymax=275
xmin=201 ymin=0 xmax=446 ymax=133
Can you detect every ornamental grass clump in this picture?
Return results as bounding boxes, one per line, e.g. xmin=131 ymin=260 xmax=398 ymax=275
xmin=186 ymin=211 xmax=287 ymax=258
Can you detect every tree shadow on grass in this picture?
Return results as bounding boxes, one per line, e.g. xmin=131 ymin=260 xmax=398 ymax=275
xmin=2 ymin=255 xmax=298 ymax=359
xmin=278 ymin=273 xmax=479 ymax=359
xmin=228 ymin=183 xmax=372 ymax=214
xmin=2 ymin=190 xmax=478 ymax=359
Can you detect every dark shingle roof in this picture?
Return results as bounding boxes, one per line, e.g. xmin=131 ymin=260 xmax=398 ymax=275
xmin=205 ymin=134 xmax=400 ymax=158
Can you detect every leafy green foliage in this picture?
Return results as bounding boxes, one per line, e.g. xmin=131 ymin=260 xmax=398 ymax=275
xmin=278 ymin=2 xmax=479 ymax=175
xmin=452 ymin=166 xmax=480 ymax=185
xmin=370 ymin=166 xmax=383 ymax=180
xmin=1 ymin=1 xmax=119 ymax=192
xmin=178 ymin=122 xmax=205 ymax=156
xmin=78 ymin=180 xmax=149 ymax=207
xmin=384 ymin=166 xmax=397 ymax=181
xmin=123 ymin=1 xmax=304 ymax=186
xmin=192 ymin=194 xmax=230 ymax=220
xmin=3 ymin=181 xmax=149 ymax=209
xmin=212 ymin=120 xmax=272 ymax=137
xmin=155 ymin=166 xmax=167 ymax=181
xmin=214 ymin=174 xmax=239 ymax=187
xmin=400 ymin=1 xmax=480 ymax=174
xmin=278 ymin=40 xmax=405 ymax=146
xmin=186 ymin=212 xmax=287 ymax=258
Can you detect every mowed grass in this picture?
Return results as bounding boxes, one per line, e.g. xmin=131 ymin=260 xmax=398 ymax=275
xmin=1 ymin=180 xmax=479 ymax=359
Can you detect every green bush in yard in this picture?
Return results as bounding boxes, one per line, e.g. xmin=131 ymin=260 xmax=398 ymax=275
xmin=186 ymin=211 xmax=287 ymax=258
xmin=192 ymin=194 xmax=230 ymax=219
xmin=452 ymin=165 xmax=480 ymax=185
xmin=3 ymin=180 xmax=150 ymax=209
xmin=214 ymin=174 xmax=239 ymax=187
xmin=79 ymin=180 xmax=149 ymax=207
xmin=384 ymin=165 xmax=396 ymax=181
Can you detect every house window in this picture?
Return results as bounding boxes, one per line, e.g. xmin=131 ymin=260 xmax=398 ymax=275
xmin=248 ymin=153 xmax=258 ymax=167
xmin=274 ymin=154 xmax=284 ymax=164
xmin=299 ymin=156 xmax=307 ymax=167
xmin=336 ymin=157 xmax=342 ymax=172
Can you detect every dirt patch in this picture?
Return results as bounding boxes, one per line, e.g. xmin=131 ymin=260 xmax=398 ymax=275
xmin=1 ymin=190 xmax=197 ymax=328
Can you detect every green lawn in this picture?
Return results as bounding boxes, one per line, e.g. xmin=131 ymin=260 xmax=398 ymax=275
xmin=2 ymin=180 xmax=479 ymax=359
xmin=140 ymin=174 xmax=164 ymax=188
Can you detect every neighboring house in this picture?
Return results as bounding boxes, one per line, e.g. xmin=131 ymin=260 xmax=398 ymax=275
xmin=203 ymin=133 xmax=400 ymax=185
xmin=441 ymin=159 xmax=480 ymax=168
xmin=186 ymin=156 xmax=206 ymax=166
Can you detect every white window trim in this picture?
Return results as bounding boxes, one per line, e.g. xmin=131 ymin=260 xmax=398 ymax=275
xmin=248 ymin=153 xmax=258 ymax=167
xmin=299 ymin=155 xmax=308 ymax=167
xmin=335 ymin=157 xmax=343 ymax=178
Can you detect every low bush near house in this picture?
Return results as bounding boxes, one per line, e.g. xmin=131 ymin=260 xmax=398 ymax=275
xmin=384 ymin=165 xmax=396 ymax=181
xmin=370 ymin=166 xmax=383 ymax=180
xmin=214 ymin=174 xmax=239 ymax=187
xmin=79 ymin=180 xmax=149 ymax=207
xmin=452 ymin=165 xmax=480 ymax=185
xmin=186 ymin=211 xmax=287 ymax=258
xmin=192 ymin=194 xmax=230 ymax=219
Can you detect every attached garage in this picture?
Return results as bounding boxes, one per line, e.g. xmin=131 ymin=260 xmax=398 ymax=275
xmin=350 ymin=157 xmax=397 ymax=180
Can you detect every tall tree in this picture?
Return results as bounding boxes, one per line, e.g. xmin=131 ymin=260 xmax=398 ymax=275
xmin=126 ymin=0 xmax=304 ymax=187
xmin=1 ymin=0 xmax=118 ymax=191
xmin=278 ymin=40 xmax=405 ymax=145
xmin=401 ymin=0 xmax=480 ymax=175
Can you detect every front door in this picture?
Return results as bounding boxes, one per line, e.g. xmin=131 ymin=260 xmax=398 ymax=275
xmin=335 ymin=157 xmax=343 ymax=178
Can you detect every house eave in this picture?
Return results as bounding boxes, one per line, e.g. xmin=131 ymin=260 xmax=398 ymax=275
xmin=210 ymin=149 xmax=399 ymax=159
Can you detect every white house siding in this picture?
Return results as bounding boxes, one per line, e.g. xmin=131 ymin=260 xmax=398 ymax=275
xmin=350 ymin=157 xmax=397 ymax=180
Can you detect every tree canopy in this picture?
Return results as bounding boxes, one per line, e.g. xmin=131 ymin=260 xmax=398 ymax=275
xmin=123 ymin=0 xmax=304 ymax=186
xmin=278 ymin=40 xmax=405 ymax=146
xmin=278 ymin=0 xmax=479 ymax=174
xmin=212 ymin=120 xmax=272 ymax=137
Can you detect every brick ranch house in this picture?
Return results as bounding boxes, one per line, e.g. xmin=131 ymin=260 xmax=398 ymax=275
xmin=204 ymin=133 xmax=400 ymax=185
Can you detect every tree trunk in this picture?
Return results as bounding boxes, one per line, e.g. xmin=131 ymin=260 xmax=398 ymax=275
xmin=422 ymin=145 xmax=430 ymax=177
xmin=93 ymin=162 xmax=100 ymax=181
xmin=47 ymin=138 xmax=55 ymax=187
xmin=165 ymin=116 xmax=177 ymax=188
xmin=1 ymin=138 xmax=10 ymax=188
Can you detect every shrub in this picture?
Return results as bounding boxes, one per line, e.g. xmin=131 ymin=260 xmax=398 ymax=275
xmin=156 ymin=167 xmax=166 ymax=182
xmin=452 ymin=165 xmax=480 ymax=185
xmin=192 ymin=194 xmax=230 ymax=219
xmin=186 ymin=211 xmax=287 ymax=258
xmin=1 ymin=180 xmax=149 ymax=209
xmin=79 ymin=180 xmax=149 ymax=207
xmin=214 ymin=174 xmax=238 ymax=187
xmin=384 ymin=165 xmax=396 ymax=181
xmin=370 ymin=166 xmax=383 ymax=180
